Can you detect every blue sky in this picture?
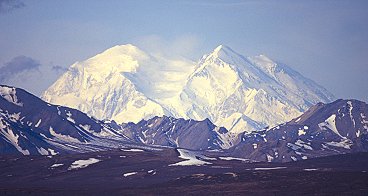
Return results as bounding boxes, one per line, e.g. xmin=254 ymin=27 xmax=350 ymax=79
xmin=0 ymin=0 xmax=367 ymax=101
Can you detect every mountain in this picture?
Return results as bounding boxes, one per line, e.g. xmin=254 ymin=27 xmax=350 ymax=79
xmin=119 ymin=116 xmax=237 ymax=150
xmin=42 ymin=44 xmax=195 ymax=124
xmin=2 ymin=85 xmax=368 ymax=162
xmin=178 ymin=45 xmax=335 ymax=133
xmin=43 ymin=44 xmax=334 ymax=134
xmin=0 ymin=85 xmax=132 ymax=155
xmin=0 ymin=85 xmax=231 ymax=155
xmin=230 ymin=99 xmax=368 ymax=162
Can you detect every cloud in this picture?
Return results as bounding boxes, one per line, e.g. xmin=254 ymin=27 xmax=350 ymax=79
xmin=134 ymin=34 xmax=202 ymax=60
xmin=0 ymin=0 xmax=25 ymax=14
xmin=51 ymin=65 xmax=68 ymax=73
xmin=0 ymin=56 xmax=67 ymax=96
xmin=0 ymin=55 xmax=40 ymax=82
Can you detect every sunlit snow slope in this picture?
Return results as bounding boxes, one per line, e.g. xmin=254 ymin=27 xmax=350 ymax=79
xmin=178 ymin=45 xmax=335 ymax=133
xmin=43 ymin=44 xmax=195 ymax=124
xmin=43 ymin=44 xmax=335 ymax=133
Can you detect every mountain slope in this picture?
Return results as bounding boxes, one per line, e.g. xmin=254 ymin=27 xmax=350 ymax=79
xmin=178 ymin=45 xmax=335 ymax=133
xmin=43 ymin=44 xmax=334 ymax=133
xmin=119 ymin=116 xmax=237 ymax=150
xmin=0 ymin=85 xmax=135 ymax=155
xmin=42 ymin=44 xmax=195 ymax=124
xmin=0 ymin=85 xmax=232 ymax=155
xmin=2 ymin=85 xmax=368 ymax=163
xmin=230 ymin=99 xmax=368 ymax=162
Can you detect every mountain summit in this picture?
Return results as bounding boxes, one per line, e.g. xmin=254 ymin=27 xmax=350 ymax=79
xmin=43 ymin=44 xmax=335 ymax=134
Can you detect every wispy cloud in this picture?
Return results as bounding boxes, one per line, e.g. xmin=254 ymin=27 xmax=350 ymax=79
xmin=0 ymin=55 xmax=40 ymax=82
xmin=51 ymin=65 xmax=68 ymax=73
xmin=0 ymin=0 xmax=25 ymax=14
xmin=134 ymin=34 xmax=201 ymax=60
xmin=0 ymin=55 xmax=67 ymax=96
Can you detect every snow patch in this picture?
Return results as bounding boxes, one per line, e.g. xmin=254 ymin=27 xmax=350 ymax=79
xmin=347 ymin=101 xmax=355 ymax=127
xmin=37 ymin=147 xmax=49 ymax=155
xmin=224 ymin=172 xmax=238 ymax=177
xmin=121 ymin=148 xmax=144 ymax=152
xmin=0 ymin=125 xmax=30 ymax=155
xmin=298 ymin=129 xmax=306 ymax=136
xmin=254 ymin=167 xmax=286 ymax=170
xmin=169 ymin=149 xmax=212 ymax=166
xmin=266 ymin=154 xmax=274 ymax=162
xmin=123 ymin=172 xmax=137 ymax=177
xmin=0 ymin=86 xmax=23 ymax=106
xmin=35 ymin=119 xmax=42 ymax=128
xmin=49 ymin=126 xmax=80 ymax=143
xmin=68 ymin=158 xmax=101 ymax=170
xmin=50 ymin=163 xmax=64 ymax=168
xmin=147 ymin=170 xmax=156 ymax=175
xmin=66 ymin=111 xmax=75 ymax=123
xmin=303 ymin=168 xmax=318 ymax=171
xmin=318 ymin=114 xmax=343 ymax=137
xmin=9 ymin=113 xmax=21 ymax=122
xmin=48 ymin=148 xmax=58 ymax=155
xmin=219 ymin=157 xmax=248 ymax=162
xmin=325 ymin=139 xmax=352 ymax=149
xmin=295 ymin=139 xmax=313 ymax=150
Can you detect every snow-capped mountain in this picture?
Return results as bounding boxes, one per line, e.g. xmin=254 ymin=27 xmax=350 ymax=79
xmin=178 ymin=45 xmax=335 ymax=133
xmin=43 ymin=44 xmax=334 ymax=133
xmin=230 ymin=99 xmax=368 ymax=162
xmin=2 ymin=85 xmax=368 ymax=162
xmin=42 ymin=44 xmax=189 ymax=124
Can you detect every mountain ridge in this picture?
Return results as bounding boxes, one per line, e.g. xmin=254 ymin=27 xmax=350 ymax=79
xmin=0 ymin=85 xmax=233 ymax=155
xmin=1 ymin=85 xmax=368 ymax=163
xmin=230 ymin=98 xmax=368 ymax=162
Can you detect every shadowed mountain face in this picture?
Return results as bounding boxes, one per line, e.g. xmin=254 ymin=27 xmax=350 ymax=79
xmin=0 ymin=85 xmax=232 ymax=155
xmin=0 ymin=85 xmax=129 ymax=155
xmin=230 ymin=99 xmax=368 ymax=162
xmin=119 ymin=116 xmax=235 ymax=150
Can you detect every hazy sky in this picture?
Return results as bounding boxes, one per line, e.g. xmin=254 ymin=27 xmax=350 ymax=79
xmin=0 ymin=0 xmax=367 ymax=101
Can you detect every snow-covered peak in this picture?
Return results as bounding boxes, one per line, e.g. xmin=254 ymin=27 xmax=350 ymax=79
xmin=44 ymin=44 xmax=335 ymax=135
xmin=72 ymin=44 xmax=147 ymax=74
xmin=248 ymin=54 xmax=278 ymax=75
xmin=180 ymin=45 xmax=335 ymax=133
xmin=203 ymin=45 xmax=245 ymax=66
xmin=43 ymin=44 xmax=195 ymax=124
xmin=212 ymin=44 xmax=233 ymax=55
xmin=0 ymin=85 xmax=23 ymax=106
